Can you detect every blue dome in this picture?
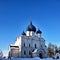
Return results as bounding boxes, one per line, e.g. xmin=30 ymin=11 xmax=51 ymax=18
xmin=22 ymin=31 xmax=26 ymax=35
xmin=36 ymin=29 xmax=42 ymax=34
xmin=26 ymin=21 xmax=36 ymax=32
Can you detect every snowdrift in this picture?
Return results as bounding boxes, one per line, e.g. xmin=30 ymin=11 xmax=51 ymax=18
xmin=0 ymin=58 xmax=60 ymax=60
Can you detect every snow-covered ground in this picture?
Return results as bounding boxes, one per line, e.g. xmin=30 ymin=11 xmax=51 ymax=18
xmin=0 ymin=58 xmax=60 ymax=60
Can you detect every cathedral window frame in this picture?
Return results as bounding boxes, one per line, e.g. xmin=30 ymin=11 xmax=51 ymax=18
xmin=29 ymin=43 xmax=30 ymax=47
xmin=29 ymin=51 xmax=31 ymax=55
xmin=24 ymin=43 xmax=25 ymax=47
xmin=35 ymin=44 xmax=37 ymax=48
xmin=24 ymin=50 xmax=26 ymax=55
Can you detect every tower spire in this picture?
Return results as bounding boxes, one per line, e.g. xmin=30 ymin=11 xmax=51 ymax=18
xmin=30 ymin=16 xmax=32 ymax=25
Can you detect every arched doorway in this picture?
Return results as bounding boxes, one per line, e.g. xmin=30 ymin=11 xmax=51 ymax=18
xmin=39 ymin=53 xmax=43 ymax=58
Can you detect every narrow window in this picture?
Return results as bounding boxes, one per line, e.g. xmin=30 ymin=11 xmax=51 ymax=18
xmin=29 ymin=44 xmax=30 ymax=47
xmin=24 ymin=43 xmax=25 ymax=47
xmin=29 ymin=51 xmax=31 ymax=55
xmin=35 ymin=44 xmax=37 ymax=48
xmin=24 ymin=50 xmax=26 ymax=55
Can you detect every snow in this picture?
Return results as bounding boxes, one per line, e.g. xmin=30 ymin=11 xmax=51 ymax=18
xmin=0 ymin=57 xmax=60 ymax=60
xmin=54 ymin=53 xmax=60 ymax=59
xmin=32 ymin=49 xmax=38 ymax=53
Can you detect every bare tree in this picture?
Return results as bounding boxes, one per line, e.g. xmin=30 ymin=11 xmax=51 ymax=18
xmin=47 ymin=43 xmax=54 ymax=57
xmin=54 ymin=45 xmax=58 ymax=54
xmin=0 ymin=50 xmax=3 ymax=58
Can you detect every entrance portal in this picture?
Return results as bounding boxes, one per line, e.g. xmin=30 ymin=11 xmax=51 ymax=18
xmin=39 ymin=53 xmax=43 ymax=58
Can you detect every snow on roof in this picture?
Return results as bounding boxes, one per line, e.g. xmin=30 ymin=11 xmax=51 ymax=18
xmin=55 ymin=53 xmax=60 ymax=59
xmin=10 ymin=44 xmax=19 ymax=48
xmin=32 ymin=49 xmax=38 ymax=53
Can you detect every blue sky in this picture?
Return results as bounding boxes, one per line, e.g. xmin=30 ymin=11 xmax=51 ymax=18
xmin=0 ymin=0 xmax=60 ymax=56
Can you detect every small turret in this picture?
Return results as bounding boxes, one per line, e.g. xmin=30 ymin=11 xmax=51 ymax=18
xmin=21 ymin=31 xmax=26 ymax=36
xmin=36 ymin=29 xmax=42 ymax=38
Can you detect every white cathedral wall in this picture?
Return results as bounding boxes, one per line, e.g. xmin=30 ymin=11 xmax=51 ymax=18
xmin=26 ymin=31 xmax=30 ymax=36
xmin=37 ymin=33 xmax=41 ymax=38
xmin=32 ymin=39 xmax=40 ymax=49
xmin=21 ymin=36 xmax=40 ymax=49
xmin=41 ymin=38 xmax=45 ymax=47
xmin=31 ymin=36 xmax=44 ymax=49
xmin=14 ymin=36 xmax=21 ymax=46
xmin=10 ymin=33 xmax=47 ymax=58
xmin=20 ymin=35 xmax=46 ymax=58
xmin=11 ymin=48 xmax=19 ymax=57
xmin=20 ymin=36 xmax=32 ymax=57
xmin=26 ymin=31 xmax=35 ymax=36
xmin=14 ymin=36 xmax=23 ymax=57
xmin=30 ymin=31 xmax=34 ymax=36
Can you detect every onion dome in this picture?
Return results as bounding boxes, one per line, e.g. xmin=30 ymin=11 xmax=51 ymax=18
xmin=26 ymin=21 xmax=36 ymax=32
xmin=21 ymin=31 xmax=26 ymax=35
xmin=36 ymin=29 xmax=42 ymax=34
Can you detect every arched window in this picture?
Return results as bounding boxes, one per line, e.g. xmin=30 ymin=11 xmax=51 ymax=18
xmin=24 ymin=50 xmax=26 ymax=55
xmin=29 ymin=44 xmax=30 ymax=47
xmin=35 ymin=44 xmax=37 ymax=48
xmin=29 ymin=51 xmax=31 ymax=55
xmin=24 ymin=43 xmax=25 ymax=47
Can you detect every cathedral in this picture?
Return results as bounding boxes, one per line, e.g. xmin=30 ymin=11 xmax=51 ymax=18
xmin=8 ymin=22 xmax=47 ymax=58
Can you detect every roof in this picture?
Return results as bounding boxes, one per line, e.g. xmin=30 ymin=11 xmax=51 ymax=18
xmin=36 ymin=29 xmax=42 ymax=34
xmin=32 ymin=49 xmax=38 ymax=53
xmin=10 ymin=45 xmax=19 ymax=48
xmin=26 ymin=21 xmax=36 ymax=32
xmin=21 ymin=31 xmax=26 ymax=35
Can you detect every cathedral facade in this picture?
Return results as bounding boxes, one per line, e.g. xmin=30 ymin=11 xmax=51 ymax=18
xmin=8 ymin=22 xmax=47 ymax=58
